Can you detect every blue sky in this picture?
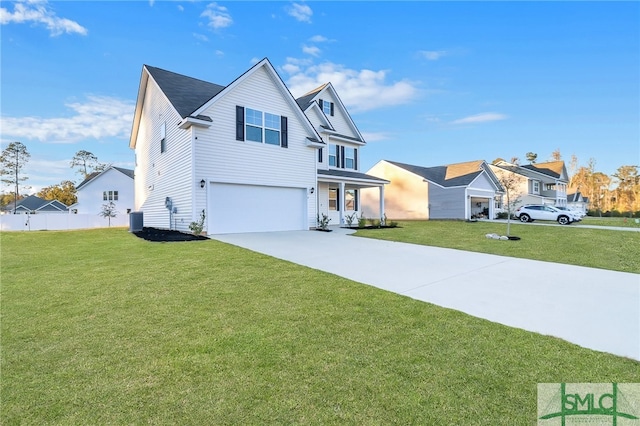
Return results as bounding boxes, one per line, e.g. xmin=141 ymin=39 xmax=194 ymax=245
xmin=1 ymin=0 xmax=638 ymax=193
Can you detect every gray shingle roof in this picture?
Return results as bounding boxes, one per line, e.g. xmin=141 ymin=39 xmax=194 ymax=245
xmin=3 ymin=195 xmax=68 ymax=212
xmin=145 ymin=65 xmax=225 ymax=119
xmin=76 ymin=167 xmax=134 ymax=190
xmin=388 ymin=160 xmax=483 ymax=187
xmin=317 ymin=169 xmax=389 ymax=184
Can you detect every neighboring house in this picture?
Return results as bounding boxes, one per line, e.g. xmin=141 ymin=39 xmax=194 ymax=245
xmin=69 ymin=166 xmax=134 ymax=216
xmin=567 ymin=191 xmax=589 ymax=214
xmin=489 ymin=160 xmax=569 ymax=209
xmin=129 ymin=58 xmax=387 ymax=234
xmin=361 ymin=160 xmax=504 ymax=220
xmin=2 ymin=195 xmax=68 ymax=214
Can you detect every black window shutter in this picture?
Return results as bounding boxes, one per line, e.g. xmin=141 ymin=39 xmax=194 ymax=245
xmin=318 ymin=147 xmax=323 ymax=163
xmin=354 ymin=148 xmax=358 ymax=170
xmin=336 ymin=188 xmax=340 ymax=211
xmin=340 ymin=146 xmax=345 ymax=168
xmin=280 ymin=116 xmax=288 ymax=148
xmin=235 ymin=106 xmax=244 ymax=141
xmin=318 ymin=99 xmax=323 ymax=110
xmin=335 ymin=145 xmax=340 ymax=168
xmin=354 ymin=189 xmax=359 ymax=211
xmin=330 ymin=102 xmax=334 ymax=116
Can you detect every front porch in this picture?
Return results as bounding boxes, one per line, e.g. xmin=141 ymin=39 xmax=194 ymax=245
xmin=317 ymin=169 xmax=389 ymax=227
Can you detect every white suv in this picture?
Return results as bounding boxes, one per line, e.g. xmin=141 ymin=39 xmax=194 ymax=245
xmin=515 ymin=205 xmax=576 ymax=225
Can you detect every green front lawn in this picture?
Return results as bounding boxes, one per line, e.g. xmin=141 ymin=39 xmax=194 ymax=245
xmin=2 ymin=229 xmax=638 ymax=425
xmin=354 ymin=220 xmax=640 ymax=273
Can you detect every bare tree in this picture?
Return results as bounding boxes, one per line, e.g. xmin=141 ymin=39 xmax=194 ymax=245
xmin=551 ymin=148 xmax=562 ymax=161
xmin=1 ymin=142 xmax=30 ymax=213
xmin=494 ymin=168 xmax=522 ymax=236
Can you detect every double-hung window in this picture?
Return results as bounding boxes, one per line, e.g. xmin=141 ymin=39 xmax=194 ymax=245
xmin=328 ymin=188 xmax=338 ymax=210
xmin=103 ymin=190 xmax=118 ymax=201
xmin=321 ymin=99 xmax=334 ymax=116
xmin=237 ymin=106 xmax=288 ymax=148
xmin=328 ymin=144 xmax=337 ymax=167
xmin=532 ymin=180 xmax=540 ymax=194
xmin=345 ymin=147 xmax=355 ymax=169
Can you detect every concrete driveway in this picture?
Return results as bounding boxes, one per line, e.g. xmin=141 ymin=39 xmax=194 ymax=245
xmin=213 ymin=228 xmax=640 ymax=361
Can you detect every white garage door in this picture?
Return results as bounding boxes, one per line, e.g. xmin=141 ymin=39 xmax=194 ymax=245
xmin=209 ymin=183 xmax=307 ymax=234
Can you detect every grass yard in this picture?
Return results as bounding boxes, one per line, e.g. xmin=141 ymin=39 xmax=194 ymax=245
xmin=1 ymin=229 xmax=639 ymax=425
xmin=355 ymin=220 xmax=640 ymax=273
xmin=581 ymin=216 xmax=640 ymax=228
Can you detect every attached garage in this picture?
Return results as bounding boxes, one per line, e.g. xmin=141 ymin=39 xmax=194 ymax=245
xmin=208 ymin=183 xmax=308 ymax=234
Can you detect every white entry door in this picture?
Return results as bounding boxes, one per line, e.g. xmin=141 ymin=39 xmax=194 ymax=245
xmin=209 ymin=183 xmax=307 ymax=234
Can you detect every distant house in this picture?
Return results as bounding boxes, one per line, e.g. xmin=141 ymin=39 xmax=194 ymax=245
xmin=567 ymin=191 xmax=589 ymax=214
xmin=489 ymin=160 xmax=569 ymax=208
xmin=361 ymin=159 xmax=504 ymax=220
xmin=69 ymin=166 xmax=134 ymax=216
xmin=2 ymin=195 xmax=68 ymax=214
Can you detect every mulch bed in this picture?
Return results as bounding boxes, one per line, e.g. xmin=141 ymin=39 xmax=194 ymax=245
xmin=132 ymin=227 xmax=208 ymax=242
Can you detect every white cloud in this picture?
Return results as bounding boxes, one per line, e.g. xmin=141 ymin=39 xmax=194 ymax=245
xmin=361 ymin=132 xmax=389 ymax=142
xmin=450 ymin=112 xmax=507 ymax=125
xmin=201 ymin=2 xmax=232 ymax=30
xmin=0 ymin=95 xmax=135 ymax=144
xmin=193 ymin=32 xmax=209 ymax=42
xmin=288 ymin=3 xmax=312 ymax=23
xmin=0 ymin=0 xmax=88 ymax=36
xmin=309 ymin=35 xmax=328 ymax=43
xmin=419 ymin=50 xmax=447 ymax=61
xmin=302 ymin=45 xmax=321 ymax=57
xmin=285 ymin=61 xmax=419 ymax=113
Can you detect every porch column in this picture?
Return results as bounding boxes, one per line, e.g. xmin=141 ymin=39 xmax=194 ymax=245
xmin=379 ymin=185 xmax=385 ymax=223
xmin=339 ymin=182 xmax=345 ymax=225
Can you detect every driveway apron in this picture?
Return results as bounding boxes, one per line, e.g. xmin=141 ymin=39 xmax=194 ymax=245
xmin=213 ymin=229 xmax=640 ymax=361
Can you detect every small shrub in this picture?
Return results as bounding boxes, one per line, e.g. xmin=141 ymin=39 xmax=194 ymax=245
xmin=345 ymin=213 xmax=357 ymax=227
xmin=496 ymin=212 xmax=509 ymax=220
xmin=189 ymin=209 xmax=206 ymax=235
xmin=317 ymin=213 xmax=331 ymax=230
xmin=358 ymin=213 xmax=367 ymax=228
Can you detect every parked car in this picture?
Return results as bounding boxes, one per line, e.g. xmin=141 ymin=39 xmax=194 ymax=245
xmin=554 ymin=206 xmax=583 ymax=221
xmin=515 ymin=205 xmax=576 ymax=225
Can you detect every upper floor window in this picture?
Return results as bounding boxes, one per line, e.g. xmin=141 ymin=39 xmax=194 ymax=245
xmin=160 ymin=122 xmax=166 ymax=153
xmin=532 ymin=181 xmax=540 ymax=194
xmin=236 ymin=106 xmax=288 ymax=148
xmin=103 ymin=190 xmax=118 ymax=201
xmin=320 ymin=99 xmax=334 ymax=116
xmin=329 ymin=144 xmax=337 ymax=167
xmin=345 ymin=147 xmax=355 ymax=169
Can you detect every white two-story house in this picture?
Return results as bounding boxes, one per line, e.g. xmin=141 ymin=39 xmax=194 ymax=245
xmin=129 ymin=58 xmax=387 ymax=234
xmin=489 ymin=160 xmax=569 ymax=209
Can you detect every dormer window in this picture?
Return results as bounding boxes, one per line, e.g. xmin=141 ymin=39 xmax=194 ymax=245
xmin=319 ymin=99 xmax=334 ymax=116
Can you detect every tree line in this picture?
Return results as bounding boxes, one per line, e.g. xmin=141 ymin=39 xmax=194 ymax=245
xmin=0 ymin=142 xmax=110 ymax=211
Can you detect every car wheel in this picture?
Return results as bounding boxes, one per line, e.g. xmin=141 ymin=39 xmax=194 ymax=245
xmin=557 ymin=215 xmax=570 ymax=225
xmin=519 ymin=214 xmax=530 ymax=223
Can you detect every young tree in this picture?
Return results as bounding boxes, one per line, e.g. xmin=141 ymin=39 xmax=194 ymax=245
xmin=99 ymin=201 xmax=118 ymax=227
xmin=37 ymin=180 xmax=78 ymax=206
xmin=551 ymin=149 xmax=562 ymax=161
xmin=70 ymin=150 xmax=108 ymax=179
xmin=494 ymin=168 xmax=523 ymax=236
xmin=0 ymin=142 xmax=30 ymax=213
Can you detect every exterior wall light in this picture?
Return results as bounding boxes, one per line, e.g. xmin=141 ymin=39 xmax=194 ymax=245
xmin=310 ymin=187 xmax=315 ymax=194
xmin=200 ymin=179 xmax=206 ymax=188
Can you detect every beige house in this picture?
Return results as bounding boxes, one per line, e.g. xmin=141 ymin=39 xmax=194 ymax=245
xmin=361 ymin=160 xmax=503 ymax=220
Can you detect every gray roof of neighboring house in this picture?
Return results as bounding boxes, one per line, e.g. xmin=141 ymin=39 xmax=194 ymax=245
xmin=567 ymin=191 xmax=589 ymax=203
xmin=317 ymin=169 xmax=389 ymax=184
xmin=3 ymin=195 xmax=68 ymax=212
xmin=145 ymin=65 xmax=225 ymax=119
xmin=76 ymin=166 xmax=134 ymax=190
xmin=387 ymin=160 xmax=486 ymax=188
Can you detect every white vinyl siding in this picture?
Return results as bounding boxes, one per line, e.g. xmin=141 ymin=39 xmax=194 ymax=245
xmin=193 ymin=66 xmax=317 ymax=229
xmin=133 ymin=80 xmax=194 ymax=231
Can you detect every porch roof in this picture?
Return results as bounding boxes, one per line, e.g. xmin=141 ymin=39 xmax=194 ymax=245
xmin=317 ymin=169 xmax=389 ymax=187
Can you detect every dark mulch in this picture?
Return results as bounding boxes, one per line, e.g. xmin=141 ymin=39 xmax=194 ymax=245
xmin=132 ymin=227 xmax=208 ymax=242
